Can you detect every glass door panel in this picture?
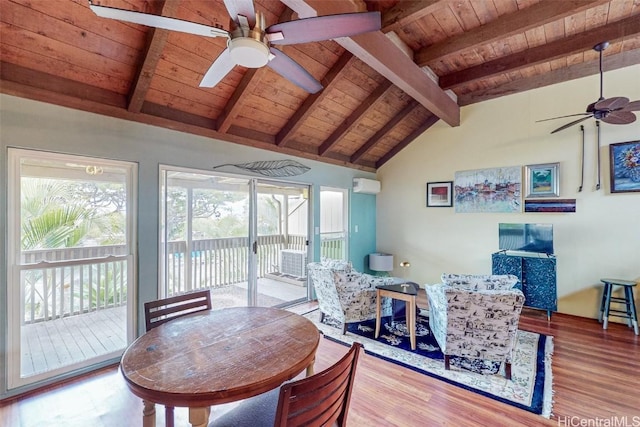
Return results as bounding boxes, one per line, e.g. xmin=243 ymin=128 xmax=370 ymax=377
xmin=320 ymin=187 xmax=348 ymax=260
xmin=160 ymin=169 xmax=251 ymax=308
xmin=255 ymin=181 xmax=309 ymax=307
xmin=159 ymin=167 xmax=311 ymax=308
xmin=7 ymin=149 xmax=136 ymax=389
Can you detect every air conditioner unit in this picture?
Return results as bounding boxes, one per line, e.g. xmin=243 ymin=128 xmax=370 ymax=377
xmin=280 ymin=249 xmax=307 ymax=278
xmin=353 ymin=178 xmax=381 ymax=194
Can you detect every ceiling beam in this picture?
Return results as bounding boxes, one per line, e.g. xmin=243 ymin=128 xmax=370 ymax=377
xmin=376 ymin=113 xmax=440 ymax=168
xmin=415 ymin=0 xmax=609 ymax=67
xmin=1 ymin=62 xmax=126 ymax=108
xmin=440 ymin=15 xmax=640 ymax=90
xmin=381 ymin=0 xmax=450 ymax=34
xmin=350 ymin=99 xmax=418 ymax=164
xmin=216 ymin=68 xmax=264 ymax=133
xmin=280 ymin=0 xmax=460 ymax=127
xmin=276 ymin=52 xmax=355 ymax=147
xmin=457 ymin=48 xmax=640 ymax=106
xmin=318 ymin=80 xmax=394 ymax=155
xmin=127 ymin=0 xmax=180 ymax=112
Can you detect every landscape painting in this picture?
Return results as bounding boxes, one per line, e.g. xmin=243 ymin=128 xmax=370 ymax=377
xmin=454 ymin=166 xmax=522 ymax=213
xmin=524 ymin=199 xmax=576 ymax=213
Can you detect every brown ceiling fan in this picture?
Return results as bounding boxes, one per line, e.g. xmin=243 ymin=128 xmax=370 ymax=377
xmin=537 ymin=41 xmax=640 ymax=134
xmin=88 ymin=0 xmax=381 ymax=94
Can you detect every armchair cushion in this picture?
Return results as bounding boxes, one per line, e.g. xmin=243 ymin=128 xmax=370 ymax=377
xmin=441 ymin=273 xmax=519 ymax=291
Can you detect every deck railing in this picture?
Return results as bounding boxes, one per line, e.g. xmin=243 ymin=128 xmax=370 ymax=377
xmin=19 ymin=233 xmax=344 ymax=324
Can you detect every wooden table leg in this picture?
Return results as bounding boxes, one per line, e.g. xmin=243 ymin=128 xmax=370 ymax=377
xmin=375 ymin=289 xmax=382 ymax=339
xmin=409 ymin=296 xmax=416 ymax=350
xmin=189 ymin=407 xmax=211 ymax=427
xmin=142 ymin=400 xmax=156 ymax=427
xmin=306 ymin=358 xmax=315 ymax=377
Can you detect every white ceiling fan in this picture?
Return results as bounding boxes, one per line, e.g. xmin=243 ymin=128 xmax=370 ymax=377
xmin=88 ymin=0 xmax=382 ymax=93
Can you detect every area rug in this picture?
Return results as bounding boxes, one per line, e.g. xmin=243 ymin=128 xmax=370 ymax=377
xmin=305 ymin=310 xmax=554 ymax=418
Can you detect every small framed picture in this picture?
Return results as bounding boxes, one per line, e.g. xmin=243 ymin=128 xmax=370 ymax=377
xmin=524 ymin=163 xmax=559 ymax=198
xmin=426 ymin=181 xmax=453 ymax=207
xmin=609 ymin=140 xmax=640 ymax=193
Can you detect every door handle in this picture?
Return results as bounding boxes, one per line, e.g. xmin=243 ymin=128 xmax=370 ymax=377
xmin=252 ymin=241 xmax=257 ymax=254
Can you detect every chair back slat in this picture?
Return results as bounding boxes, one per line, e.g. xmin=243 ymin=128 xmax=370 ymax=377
xmin=274 ymin=342 xmax=361 ymax=427
xmin=144 ymin=290 xmax=212 ymax=332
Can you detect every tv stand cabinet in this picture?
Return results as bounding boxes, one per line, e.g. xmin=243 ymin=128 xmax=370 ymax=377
xmin=492 ymin=252 xmax=557 ymax=320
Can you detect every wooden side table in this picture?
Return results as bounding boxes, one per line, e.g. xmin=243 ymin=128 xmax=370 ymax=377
xmin=375 ymin=284 xmax=418 ymax=350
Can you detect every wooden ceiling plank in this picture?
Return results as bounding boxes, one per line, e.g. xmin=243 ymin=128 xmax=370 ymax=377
xmin=375 ymin=114 xmax=440 ymax=168
xmin=128 ymin=0 xmax=180 ymax=113
xmin=216 ymin=68 xmax=263 ymax=133
xmin=350 ymin=99 xmax=418 ymax=164
xmin=457 ymin=47 xmax=640 ymax=106
xmin=440 ymin=15 xmax=640 ymax=90
xmin=276 ymin=52 xmax=355 ymax=147
xmin=415 ymin=0 xmax=609 ymax=66
xmin=279 ymin=0 xmax=460 ymax=127
xmin=318 ymin=80 xmax=394 ymax=156
xmin=381 ymin=0 xmax=451 ymax=34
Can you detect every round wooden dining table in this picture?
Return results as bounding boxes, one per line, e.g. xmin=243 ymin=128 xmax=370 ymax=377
xmin=120 ymin=306 xmax=320 ymax=427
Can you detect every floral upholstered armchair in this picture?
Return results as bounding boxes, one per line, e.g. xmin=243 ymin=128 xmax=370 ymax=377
xmin=425 ymin=273 xmax=525 ymax=379
xmin=307 ymin=260 xmax=394 ymax=334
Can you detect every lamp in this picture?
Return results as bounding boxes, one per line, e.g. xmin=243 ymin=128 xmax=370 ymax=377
xmin=399 ymin=261 xmax=411 ymax=290
xmin=369 ymin=253 xmax=393 ymax=275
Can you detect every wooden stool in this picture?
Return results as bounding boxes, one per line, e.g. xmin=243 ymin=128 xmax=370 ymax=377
xmin=599 ymin=278 xmax=639 ymax=335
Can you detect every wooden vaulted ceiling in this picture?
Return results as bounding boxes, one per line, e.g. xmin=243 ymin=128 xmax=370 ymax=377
xmin=1 ymin=0 xmax=639 ymax=172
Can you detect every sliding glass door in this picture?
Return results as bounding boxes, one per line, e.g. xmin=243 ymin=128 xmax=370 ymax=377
xmin=6 ymin=149 xmax=136 ymax=389
xmin=159 ymin=166 xmax=310 ymax=308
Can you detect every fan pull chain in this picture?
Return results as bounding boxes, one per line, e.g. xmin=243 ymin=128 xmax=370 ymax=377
xmin=595 ymin=120 xmax=601 ymax=190
xmin=578 ymin=125 xmax=585 ymax=192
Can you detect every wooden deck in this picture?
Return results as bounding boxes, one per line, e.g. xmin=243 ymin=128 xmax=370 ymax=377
xmin=20 ymin=279 xmax=307 ymax=378
xmin=21 ymin=306 xmax=127 ymax=378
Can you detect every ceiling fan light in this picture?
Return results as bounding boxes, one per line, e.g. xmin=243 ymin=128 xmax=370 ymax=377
xmin=229 ymin=38 xmax=269 ymax=68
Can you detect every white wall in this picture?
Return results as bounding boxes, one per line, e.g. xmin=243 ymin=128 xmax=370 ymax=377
xmin=377 ymin=65 xmax=640 ymax=318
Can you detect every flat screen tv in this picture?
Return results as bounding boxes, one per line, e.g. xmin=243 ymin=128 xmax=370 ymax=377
xmin=498 ymin=223 xmax=554 ymax=254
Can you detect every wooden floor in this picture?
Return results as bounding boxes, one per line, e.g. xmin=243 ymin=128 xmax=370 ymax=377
xmin=2 ymin=292 xmax=639 ymax=427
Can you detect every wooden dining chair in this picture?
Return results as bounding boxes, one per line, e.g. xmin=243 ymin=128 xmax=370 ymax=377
xmin=144 ymin=289 xmax=212 ymax=331
xmin=211 ymin=342 xmax=362 ymax=427
xmin=143 ymin=289 xmax=212 ymax=427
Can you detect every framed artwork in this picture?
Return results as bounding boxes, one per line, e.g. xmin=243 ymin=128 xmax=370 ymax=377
xmin=524 ymin=199 xmax=576 ymax=213
xmin=524 ymin=163 xmax=559 ymax=198
xmin=609 ymin=140 xmax=640 ymax=193
xmin=454 ymin=166 xmax=521 ymax=213
xmin=426 ymin=181 xmax=453 ymax=207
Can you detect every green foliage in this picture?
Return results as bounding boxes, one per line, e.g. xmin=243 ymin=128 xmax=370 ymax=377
xmin=21 ymin=178 xmax=126 ymax=250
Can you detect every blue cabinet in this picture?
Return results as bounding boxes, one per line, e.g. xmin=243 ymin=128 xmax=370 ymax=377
xmin=492 ymin=252 xmax=557 ymax=320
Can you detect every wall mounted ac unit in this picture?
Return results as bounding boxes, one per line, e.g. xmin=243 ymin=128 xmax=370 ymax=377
xmin=280 ymin=249 xmax=307 ymax=278
xmin=353 ymin=178 xmax=381 ymax=194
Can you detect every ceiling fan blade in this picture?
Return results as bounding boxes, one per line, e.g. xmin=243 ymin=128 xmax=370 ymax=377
xmin=267 ymin=48 xmax=322 ymax=94
xmin=621 ymin=100 xmax=640 ymax=112
xmin=266 ymin=12 xmax=381 ymax=45
xmin=88 ymin=2 xmax=228 ymax=38
xmin=550 ymin=116 xmax=593 ymax=134
xmin=594 ymin=96 xmax=629 ymax=111
xmin=223 ymin=0 xmax=256 ymax=28
xmin=602 ymin=111 xmax=636 ymax=125
xmin=200 ymin=48 xmax=235 ymax=88
xmin=536 ymin=112 xmax=590 ymax=123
